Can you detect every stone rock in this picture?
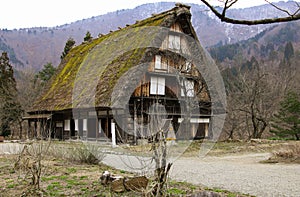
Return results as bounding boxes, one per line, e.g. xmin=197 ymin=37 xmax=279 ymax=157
xmin=99 ymin=171 xmax=148 ymax=193
xmin=99 ymin=171 xmax=124 ymax=185
xmin=124 ymin=176 xmax=148 ymax=192
xmin=111 ymin=178 xmax=126 ymax=193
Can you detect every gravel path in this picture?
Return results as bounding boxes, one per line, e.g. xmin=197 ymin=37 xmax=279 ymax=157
xmin=103 ymin=153 xmax=300 ymax=197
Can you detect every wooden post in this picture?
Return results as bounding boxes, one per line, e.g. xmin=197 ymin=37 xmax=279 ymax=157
xmin=106 ymin=110 xmax=109 ymax=139
xmin=27 ymin=120 xmax=31 ymax=139
xmin=133 ymin=100 xmax=137 ymax=145
xmin=34 ymin=121 xmax=37 ymax=139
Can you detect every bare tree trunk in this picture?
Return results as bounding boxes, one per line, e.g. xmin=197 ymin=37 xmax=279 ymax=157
xmin=151 ymin=130 xmax=173 ymax=196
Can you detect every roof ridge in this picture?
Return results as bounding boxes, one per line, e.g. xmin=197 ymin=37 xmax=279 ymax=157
xmin=98 ymin=3 xmax=192 ymax=37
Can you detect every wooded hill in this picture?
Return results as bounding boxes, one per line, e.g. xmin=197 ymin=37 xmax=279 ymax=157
xmin=0 ymin=1 xmax=298 ymax=70
xmin=208 ymin=21 xmax=300 ymax=64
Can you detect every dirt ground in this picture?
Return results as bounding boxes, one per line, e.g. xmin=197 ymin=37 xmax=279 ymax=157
xmin=0 ymin=140 xmax=299 ymax=196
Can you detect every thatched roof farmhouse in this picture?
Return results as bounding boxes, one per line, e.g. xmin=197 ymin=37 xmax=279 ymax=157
xmin=24 ymin=4 xmax=224 ymax=143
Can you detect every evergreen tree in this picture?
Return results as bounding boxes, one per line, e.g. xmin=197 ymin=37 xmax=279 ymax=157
xmin=0 ymin=52 xmax=23 ymax=137
xmin=284 ymin=41 xmax=294 ymax=61
xmin=83 ymin=31 xmax=93 ymax=42
xmin=61 ymin=37 xmax=75 ymax=60
xmin=271 ymin=92 xmax=300 ymax=140
xmin=35 ymin=62 xmax=57 ymax=84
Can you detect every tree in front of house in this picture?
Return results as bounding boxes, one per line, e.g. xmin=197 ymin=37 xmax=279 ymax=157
xmin=61 ymin=37 xmax=76 ymax=60
xmin=0 ymin=52 xmax=23 ymax=137
xmin=271 ymin=91 xmax=300 ymax=140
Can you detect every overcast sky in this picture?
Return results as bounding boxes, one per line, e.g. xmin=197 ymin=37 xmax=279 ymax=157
xmin=0 ymin=0 xmax=291 ymax=29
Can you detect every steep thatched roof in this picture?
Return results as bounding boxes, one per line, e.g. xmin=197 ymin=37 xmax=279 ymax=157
xmin=30 ymin=4 xmax=197 ymax=113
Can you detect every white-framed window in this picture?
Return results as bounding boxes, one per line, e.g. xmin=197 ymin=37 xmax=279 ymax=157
xmin=64 ymin=119 xmax=70 ymax=131
xmin=155 ymin=55 xmax=161 ymax=69
xmin=83 ymin=119 xmax=87 ymax=131
xmin=168 ymin=34 xmax=180 ymax=50
xmin=181 ymin=80 xmax=195 ymax=97
xmin=154 ymin=55 xmax=167 ymax=71
xmin=150 ymin=76 xmax=165 ymax=95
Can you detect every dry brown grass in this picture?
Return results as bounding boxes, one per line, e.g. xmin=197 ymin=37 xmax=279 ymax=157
xmin=272 ymin=143 xmax=300 ymax=163
xmin=263 ymin=141 xmax=300 ymax=164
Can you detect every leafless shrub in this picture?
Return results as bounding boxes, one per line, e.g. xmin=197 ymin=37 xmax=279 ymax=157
xmin=48 ymin=142 xmax=106 ymax=164
xmin=14 ymin=141 xmax=51 ymax=190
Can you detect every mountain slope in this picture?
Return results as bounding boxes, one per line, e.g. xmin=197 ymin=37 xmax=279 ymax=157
xmin=0 ymin=1 xmax=298 ymax=69
xmin=208 ymin=21 xmax=300 ymax=63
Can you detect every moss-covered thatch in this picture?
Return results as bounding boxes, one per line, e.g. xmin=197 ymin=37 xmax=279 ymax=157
xmin=31 ymin=4 xmax=195 ymax=112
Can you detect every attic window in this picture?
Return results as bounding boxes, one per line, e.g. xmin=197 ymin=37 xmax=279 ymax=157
xmin=169 ymin=34 xmax=181 ymax=50
xmin=150 ymin=76 xmax=165 ymax=95
xmin=155 ymin=55 xmax=161 ymax=69
xmin=154 ymin=55 xmax=167 ymax=71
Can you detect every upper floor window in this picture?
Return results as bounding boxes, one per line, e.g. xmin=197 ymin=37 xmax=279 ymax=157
xmin=169 ymin=34 xmax=180 ymax=50
xmin=154 ymin=55 xmax=167 ymax=71
xmin=155 ymin=55 xmax=162 ymax=69
xmin=150 ymin=76 xmax=165 ymax=95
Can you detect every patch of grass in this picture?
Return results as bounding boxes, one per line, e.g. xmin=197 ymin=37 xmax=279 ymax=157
xmin=81 ymin=187 xmax=88 ymax=192
xmin=205 ymin=187 xmax=253 ymax=197
xmin=79 ymin=175 xmax=88 ymax=180
xmin=66 ymin=167 xmax=77 ymax=173
xmin=7 ymin=183 xmax=17 ymax=188
xmin=58 ymin=175 xmax=68 ymax=180
xmin=168 ymin=180 xmax=202 ymax=194
xmin=42 ymin=176 xmax=57 ymax=181
xmin=66 ymin=179 xmax=78 ymax=186
xmin=6 ymin=179 xmax=14 ymax=183
xmin=167 ymin=188 xmax=186 ymax=195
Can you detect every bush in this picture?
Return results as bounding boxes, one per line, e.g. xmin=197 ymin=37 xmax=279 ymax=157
xmin=49 ymin=142 xmax=106 ymax=165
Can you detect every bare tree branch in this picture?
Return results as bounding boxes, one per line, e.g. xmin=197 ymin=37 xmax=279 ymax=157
xmin=200 ymin=0 xmax=300 ymax=25
xmin=264 ymin=0 xmax=295 ymax=16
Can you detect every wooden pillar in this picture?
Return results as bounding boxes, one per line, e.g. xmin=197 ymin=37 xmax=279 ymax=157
xmin=27 ymin=120 xmax=31 ymax=139
xmin=106 ymin=110 xmax=109 ymax=138
xmin=133 ymin=100 xmax=137 ymax=145
xmin=96 ymin=118 xmax=99 ymax=141
xmin=34 ymin=121 xmax=37 ymax=139
xmin=40 ymin=120 xmax=44 ymax=139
